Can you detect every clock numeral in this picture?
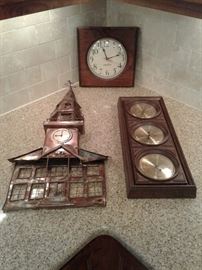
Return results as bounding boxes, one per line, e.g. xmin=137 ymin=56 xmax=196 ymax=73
xmin=97 ymin=41 xmax=100 ymax=47
xmin=104 ymin=40 xmax=110 ymax=47
xmin=93 ymin=64 xmax=97 ymax=70
xmin=105 ymin=70 xmax=109 ymax=76
xmin=92 ymin=49 xmax=98 ymax=55
xmin=90 ymin=56 xmax=94 ymax=63
xmin=118 ymin=63 xmax=122 ymax=68
xmin=114 ymin=68 xmax=117 ymax=74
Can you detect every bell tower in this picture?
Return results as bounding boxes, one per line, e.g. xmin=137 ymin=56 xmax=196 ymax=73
xmin=42 ymin=82 xmax=84 ymax=158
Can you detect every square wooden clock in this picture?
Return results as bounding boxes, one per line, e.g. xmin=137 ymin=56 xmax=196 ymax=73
xmin=77 ymin=27 xmax=138 ymax=87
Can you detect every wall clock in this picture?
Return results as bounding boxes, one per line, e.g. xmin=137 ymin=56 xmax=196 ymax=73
xmin=77 ymin=27 xmax=138 ymax=87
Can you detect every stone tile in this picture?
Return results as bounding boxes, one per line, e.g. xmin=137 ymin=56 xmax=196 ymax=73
xmin=0 ymin=66 xmax=41 ymax=96
xmin=1 ymin=43 xmax=56 ymax=76
xmin=69 ymin=50 xmax=78 ymax=69
xmin=55 ymin=37 xmax=72 ymax=58
xmin=169 ymin=45 xmax=191 ymax=68
xmin=135 ymin=68 xmax=154 ymax=90
xmin=95 ymin=8 xmax=106 ymax=26
xmin=152 ymin=76 xmax=178 ymax=98
xmin=35 ymin=22 xmax=53 ymax=44
xmin=35 ymin=19 xmax=69 ymax=45
xmin=0 ymin=98 xmax=3 ymax=114
xmin=172 ymin=85 xmax=202 ymax=110
xmin=1 ymin=26 xmax=37 ymax=55
xmin=49 ymin=5 xmax=80 ymax=22
xmin=169 ymin=62 xmax=202 ymax=91
xmin=189 ymin=52 xmax=202 ymax=73
xmin=40 ymin=56 xmax=70 ymax=81
xmin=28 ymin=79 xmax=58 ymax=101
xmin=0 ymin=34 xmax=2 ymax=53
xmin=1 ymin=54 xmax=24 ymax=76
xmin=0 ymin=16 xmax=25 ymax=33
xmin=2 ymin=88 xmax=30 ymax=113
xmin=23 ymin=10 xmax=50 ymax=26
xmin=137 ymin=52 xmax=171 ymax=80
xmin=175 ymin=16 xmax=202 ymax=53
xmin=80 ymin=0 xmax=106 ymax=14
xmin=67 ymin=12 xmax=95 ymax=37
xmin=58 ymin=69 xmax=79 ymax=88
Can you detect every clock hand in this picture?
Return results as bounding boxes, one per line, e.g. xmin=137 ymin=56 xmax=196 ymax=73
xmin=107 ymin=53 xmax=121 ymax=60
xmin=102 ymin=47 xmax=109 ymax=60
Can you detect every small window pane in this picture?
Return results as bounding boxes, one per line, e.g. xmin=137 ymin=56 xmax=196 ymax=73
xmin=71 ymin=167 xmax=83 ymax=177
xmin=11 ymin=184 xmax=27 ymax=201
xmin=35 ymin=167 xmax=47 ymax=178
xmin=87 ymin=166 xmax=100 ymax=176
xmin=70 ymin=183 xmax=84 ymax=198
xmin=87 ymin=176 xmax=103 ymax=182
xmin=50 ymin=166 xmax=68 ymax=178
xmin=48 ymin=183 xmax=65 ymax=198
xmin=88 ymin=182 xmax=103 ymax=197
xmin=30 ymin=184 xmax=45 ymax=200
xmin=18 ymin=168 xmax=32 ymax=179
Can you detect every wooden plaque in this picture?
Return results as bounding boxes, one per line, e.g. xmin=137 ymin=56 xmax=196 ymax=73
xmin=118 ymin=96 xmax=197 ymax=198
xmin=77 ymin=27 xmax=138 ymax=87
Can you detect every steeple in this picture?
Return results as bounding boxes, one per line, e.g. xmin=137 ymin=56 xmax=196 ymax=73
xmin=49 ymin=81 xmax=84 ymax=122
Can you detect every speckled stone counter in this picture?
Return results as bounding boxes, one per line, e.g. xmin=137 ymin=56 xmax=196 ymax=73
xmin=0 ymin=86 xmax=202 ymax=270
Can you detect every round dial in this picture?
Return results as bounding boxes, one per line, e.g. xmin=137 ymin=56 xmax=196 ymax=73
xmin=52 ymin=129 xmax=72 ymax=143
xmin=87 ymin=38 xmax=127 ymax=80
xmin=132 ymin=124 xmax=166 ymax=145
xmin=138 ymin=153 xmax=176 ymax=181
xmin=129 ymin=103 xmax=158 ymax=119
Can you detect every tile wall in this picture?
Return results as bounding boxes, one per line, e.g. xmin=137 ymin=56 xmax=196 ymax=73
xmin=0 ymin=0 xmax=106 ymax=114
xmin=107 ymin=0 xmax=202 ymax=110
xmin=0 ymin=0 xmax=201 ymax=114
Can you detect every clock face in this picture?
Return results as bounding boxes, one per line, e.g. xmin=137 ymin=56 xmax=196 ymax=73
xmin=87 ymin=38 xmax=127 ymax=80
xmin=52 ymin=129 xmax=72 ymax=143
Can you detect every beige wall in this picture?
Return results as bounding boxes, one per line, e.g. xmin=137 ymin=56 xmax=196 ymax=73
xmin=107 ymin=0 xmax=202 ymax=110
xmin=0 ymin=0 xmax=106 ymax=114
xmin=0 ymin=0 xmax=201 ymax=114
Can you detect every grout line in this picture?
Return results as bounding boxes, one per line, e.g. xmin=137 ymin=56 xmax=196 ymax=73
xmin=0 ymin=81 xmax=79 ymax=117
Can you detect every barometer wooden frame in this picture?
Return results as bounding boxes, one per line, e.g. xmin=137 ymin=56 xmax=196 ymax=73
xmin=118 ymin=96 xmax=196 ymax=198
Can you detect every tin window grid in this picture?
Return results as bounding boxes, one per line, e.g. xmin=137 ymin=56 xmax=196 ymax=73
xmin=10 ymin=184 xmax=27 ymax=201
xmin=48 ymin=182 xmax=66 ymax=198
xmin=18 ymin=168 xmax=32 ymax=179
xmin=30 ymin=183 xmax=45 ymax=200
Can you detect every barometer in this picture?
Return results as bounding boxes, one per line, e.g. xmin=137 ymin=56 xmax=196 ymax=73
xmin=138 ymin=153 xmax=176 ymax=180
xmin=132 ymin=124 xmax=166 ymax=145
xmin=129 ymin=102 xmax=159 ymax=119
xmin=118 ymin=96 xmax=196 ymax=198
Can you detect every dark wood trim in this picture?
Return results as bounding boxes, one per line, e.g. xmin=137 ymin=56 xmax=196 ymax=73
xmin=59 ymin=235 xmax=150 ymax=270
xmin=121 ymin=0 xmax=202 ymax=19
xmin=0 ymin=0 xmax=90 ymax=20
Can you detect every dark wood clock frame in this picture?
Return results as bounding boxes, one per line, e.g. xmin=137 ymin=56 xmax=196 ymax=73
xmin=77 ymin=27 xmax=138 ymax=87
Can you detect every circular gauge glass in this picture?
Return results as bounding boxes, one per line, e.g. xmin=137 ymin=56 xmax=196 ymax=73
xmin=132 ymin=124 xmax=166 ymax=145
xmin=129 ymin=103 xmax=158 ymax=119
xmin=52 ymin=128 xmax=73 ymax=143
xmin=138 ymin=153 xmax=176 ymax=181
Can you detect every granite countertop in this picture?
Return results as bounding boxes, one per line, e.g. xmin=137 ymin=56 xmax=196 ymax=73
xmin=0 ymin=86 xmax=201 ymax=270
